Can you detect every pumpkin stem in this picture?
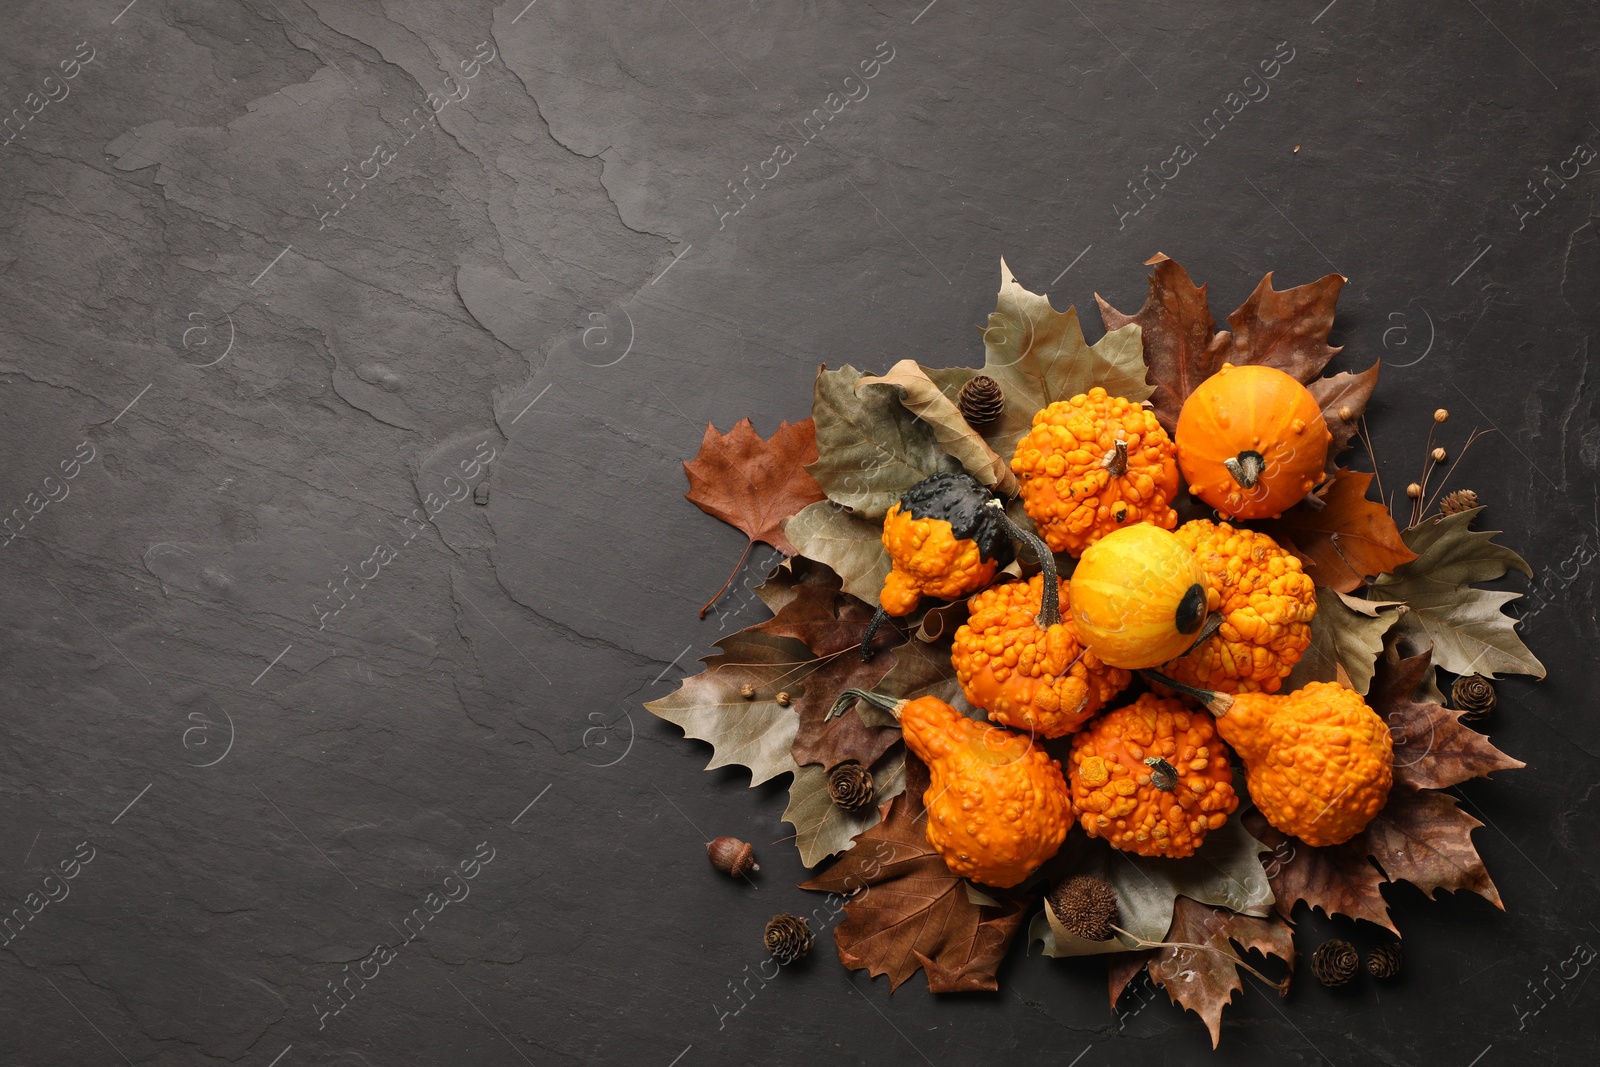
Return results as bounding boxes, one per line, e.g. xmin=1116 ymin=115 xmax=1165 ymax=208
xmin=1181 ymin=612 xmax=1224 ymax=656
xmin=1101 ymin=439 xmax=1129 ymax=478
xmin=991 ymin=506 xmax=1060 ymax=629
xmin=1143 ymin=757 xmax=1179 ymax=791
xmin=1109 ymin=924 xmax=1291 ymax=996
xmin=828 ymin=688 xmax=904 ymax=722
xmin=860 ymin=606 xmax=890 ymax=662
xmin=1139 ymin=670 xmax=1234 ymax=717
xmin=1222 ymin=450 xmax=1267 ymax=489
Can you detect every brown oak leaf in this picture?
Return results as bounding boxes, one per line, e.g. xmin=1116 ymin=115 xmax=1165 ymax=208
xmin=800 ymin=756 xmax=1033 ymax=993
xmin=1263 ymin=469 xmax=1417 ymax=592
xmin=1244 ymin=811 xmax=1395 ymax=933
xmin=754 ymin=562 xmax=902 ymax=769
xmin=1096 ymin=254 xmax=1230 ymax=433
xmin=1360 ymin=786 xmax=1504 ymax=909
xmin=1146 ymin=897 xmax=1295 ymax=1049
xmin=1370 ymin=649 xmax=1525 ymax=791
xmin=684 ymin=418 xmax=827 ymax=615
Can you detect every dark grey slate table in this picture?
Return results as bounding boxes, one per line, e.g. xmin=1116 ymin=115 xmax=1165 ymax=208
xmin=2 ymin=1 xmax=1595 ymax=1063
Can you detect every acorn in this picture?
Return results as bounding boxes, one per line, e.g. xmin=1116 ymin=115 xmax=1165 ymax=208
xmin=1451 ymin=674 xmax=1496 ymax=722
xmin=957 ymin=375 xmax=1005 ymax=428
xmin=1366 ymin=942 xmax=1402 ymax=978
xmin=706 ymin=836 xmax=759 ymax=878
xmin=827 ymin=762 xmax=876 ymax=812
xmin=1311 ymin=939 xmax=1359 ymax=987
xmin=764 ymin=913 xmax=813 ymax=964
xmin=1439 ymin=489 xmax=1479 ymax=516
xmin=1047 ymin=875 xmax=1119 ymax=942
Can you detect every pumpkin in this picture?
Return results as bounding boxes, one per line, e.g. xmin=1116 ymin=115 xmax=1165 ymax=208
xmin=1153 ymin=675 xmax=1393 ymax=847
xmin=831 ymin=690 xmax=1071 ymax=887
xmin=951 ymin=575 xmax=1131 ymax=737
xmin=1176 ymin=364 xmax=1331 ymax=520
xmin=1160 ymin=520 xmax=1317 ymax=693
xmin=1068 ymin=524 xmax=1209 ymax=669
xmin=1011 ymin=387 xmax=1180 ymax=557
xmin=1067 ymin=693 xmax=1239 ymax=857
xmin=862 ymin=472 xmax=1015 ymax=659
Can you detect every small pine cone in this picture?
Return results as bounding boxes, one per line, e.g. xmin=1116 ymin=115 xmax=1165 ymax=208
xmin=1047 ymin=875 xmax=1119 ymax=942
xmin=763 ymin=914 xmax=814 ymax=964
xmin=1451 ymin=674 xmax=1496 ymax=722
xmin=827 ymin=762 xmax=876 ymax=812
xmin=1366 ymin=942 xmax=1403 ymax=979
xmin=1311 ymin=939 xmax=1359 ymax=987
xmin=1439 ymin=489 xmax=1479 ymax=517
xmin=958 ymin=375 xmax=1004 ymax=428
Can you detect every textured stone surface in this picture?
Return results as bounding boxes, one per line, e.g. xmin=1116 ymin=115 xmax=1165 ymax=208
xmin=1 ymin=0 xmax=1596 ymax=1063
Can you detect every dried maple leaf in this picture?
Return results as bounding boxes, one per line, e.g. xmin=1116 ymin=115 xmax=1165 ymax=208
xmin=1097 ymin=255 xmax=1371 ymax=446
xmin=1145 ymin=897 xmax=1295 ymax=1049
xmin=927 ymin=259 xmax=1153 ymax=459
xmin=1245 ymin=811 xmax=1395 ymax=932
xmin=644 ymin=630 xmax=811 ymax=787
xmin=806 ymin=366 xmax=961 ymax=518
xmin=752 ymin=562 xmax=902 ymax=769
xmin=1373 ymin=507 xmax=1545 ymax=679
xmin=684 ymin=418 xmax=827 ymax=615
xmin=1263 ymin=469 xmax=1417 ymax=592
xmin=856 ymin=359 xmax=1017 ymax=494
xmin=1284 ymin=586 xmax=1404 ymax=695
xmin=1370 ymin=648 xmax=1525 ymax=791
xmin=783 ymin=746 xmax=907 ymax=867
xmin=1360 ymin=786 xmax=1504 ymax=908
xmin=800 ymin=756 xmax=1033 ymax=993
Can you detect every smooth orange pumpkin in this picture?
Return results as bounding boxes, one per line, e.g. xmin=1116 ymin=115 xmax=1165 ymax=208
xmin=1068 ymin=524 xmax=1208 ymax=669
xmin=1176 ymin=364 xmax=1331 ymax=520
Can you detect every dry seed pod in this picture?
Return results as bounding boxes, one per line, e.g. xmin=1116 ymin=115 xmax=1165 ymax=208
xmin=1047 ymin=875 xmax=1118 ymax=942
xmin=827 ymin=762 xmax=876 ymax=812
xmin=738 ymin=683 xmax=757 ymax=700
xmin=1451 ymin=674 xmax=1496 ymax=722
xmin=1434 ymin=408 xmax=1450 ymax=423
xmin=706 ymin=836 xmax=759 ymax=878
xmin=775 ymin=691 xmax=791 ymax=706
xmin=958 ymin=375 xmax=1004 ymax=427
xmin=1366 ymin=942 xmax=1402 ymax=978
xmin=764 ymin=913 xmax=814 ymax=963
xmin=1312 ymin=939 xmax=1359 ymax=987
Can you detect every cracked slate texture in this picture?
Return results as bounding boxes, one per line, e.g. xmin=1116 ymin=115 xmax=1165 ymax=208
xmin=1 ymin=0 xmax=1597 ymax=1064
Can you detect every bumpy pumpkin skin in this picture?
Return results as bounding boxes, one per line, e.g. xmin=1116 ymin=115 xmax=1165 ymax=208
xmin=1176 ymin=364 xmax=1332 ymax=520
xmin=898 ymin=696 xmax=1072 ymax=888
xmin=1215 ymin=681 xmax=1393 ymax=847
xmin=1162 ymin=520 xmax=1317 ymax=694
xmin=1068 ymin=694 xmax=1239 ymax=857
xmin=878 ymin=472 xmax=1011 ymax=616
xmin=880 ymin=505 xmax=1000 ymax=615
xmin=951 ymin=575 xmax=1131 ymax=737
xmin=1068 ymin=524 xmax=1209 ymax=669
xmin=1012 ymin=388 xmax=1180 ymax=556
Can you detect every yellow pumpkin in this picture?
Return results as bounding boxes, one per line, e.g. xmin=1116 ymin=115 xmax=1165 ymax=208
xmin=1068 ymin=524 xmax=1208 ymax=669
xmin=1175 ymin=364 xmax=1331 ymax=520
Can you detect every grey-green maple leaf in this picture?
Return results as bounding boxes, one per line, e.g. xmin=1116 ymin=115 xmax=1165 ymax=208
xmin=782 ymin=500 xmax=891 ymax=606
xmin=1373 ymin=508 xmax=1545 ymax=679
xmin=1032 ymin=817 xmax=1274 ymax=958
xmin=1285 ymin=587 xmax=1405 ymax=695
xmin=783 ymin=747 xmax=907 ymax=866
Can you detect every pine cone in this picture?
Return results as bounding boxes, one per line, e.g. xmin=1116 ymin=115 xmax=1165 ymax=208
xmin=1311 ymin=939 xmax=1359 ymax=987
xmin=1451 ymin=674 xmax=1496 ymax=722
xmin=1366 ymin=941 xmax=1402 ymax=979
xmin=958 ymin=375 xmax=1004 ymax=428
xmin=1439 ymin=489 xmax=1479 ymax=517
xmin=763 ymin=913 xmax=814 ymax=964
xmin=1047 ymin=875 xmax=1119 ymax=942
xmin=827 ymin=762 xmax=876 ymax=812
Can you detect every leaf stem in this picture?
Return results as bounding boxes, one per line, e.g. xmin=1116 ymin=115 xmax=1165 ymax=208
xmin=699 ymin=538 xmax=755 ymax=618
xmin=1111 ymin=923 xmax=1290 ymax=995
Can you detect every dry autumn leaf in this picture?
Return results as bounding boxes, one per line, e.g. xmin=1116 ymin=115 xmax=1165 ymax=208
xmin=1245 ymin=810 xmax=1396 ymax=932
xmin=800 ymin=755 xmax=1033 ymax=993
xmin=1374 ymin=507 xmax=1545 ymax=679
xmin=1146 ymin=898 xmax=1295 ymax=1049
xmin=1096 ymin=254 xmax=1370 ymax=454
xmin=1360 ymin=786 xmax=1504 ymax=908
xmin=927 ymin=259 xmax=1152 ymax=460
xmin=783 ymin=746 xmax=907 ymax=867
xmin=855 ymin=360 xmax=1017 ymax=494
xmin=783 ymin=500 xmax=891 ymax=606
xmin=1370 ymin=648 xmax=1525 ymax=791
xmin=753 ymin=563 xmax=902 ymax=769
xmin=683 ymin=418 xmax=827 ymax=616
xmin=1263 ymin=468 xmax=1417 ymax=592
xmin=1283 ymin=586 xmax=1404 ymax=695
